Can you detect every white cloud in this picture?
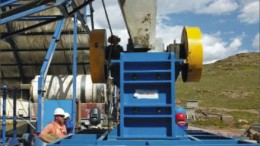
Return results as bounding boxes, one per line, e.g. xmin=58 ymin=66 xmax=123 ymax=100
xmin=196 ymin=0 xmax=238 ymax=15
xmin=156 ymin=18 xmax=183 ymax=46
xmin=89 ymin=0 xmax=252 ymax=64
xmin=252 ymin=33 xmax=260 ymax=51
xmin=203 ymin=32 xmax=245 ymax=64
xmin=157 ymin=0 xmax=238 ymax=15
xmin=238 ymin=1 xmax=260 ymax=24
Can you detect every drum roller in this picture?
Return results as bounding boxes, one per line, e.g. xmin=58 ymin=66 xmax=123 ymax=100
xmin=181 ymin=27 xmax=203 ymax=82
xmin=30 ymin=75 xmax=106 ymax=103
xmin=168 ymin=27 xmax=203 ymax=82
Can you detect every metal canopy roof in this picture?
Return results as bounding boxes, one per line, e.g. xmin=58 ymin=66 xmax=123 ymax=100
xmin=0 ymin=0 xmax=94 ymax=88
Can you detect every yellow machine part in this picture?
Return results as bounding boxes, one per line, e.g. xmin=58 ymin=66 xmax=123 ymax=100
xmin=181 ymin=27 xmax=203 ymax=82
xmin=89 ymin=29 xmax=107 ymax=83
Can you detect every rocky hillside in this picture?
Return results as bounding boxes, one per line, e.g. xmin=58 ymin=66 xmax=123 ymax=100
xmin=176 ymin=52 xmax=260 ymax=129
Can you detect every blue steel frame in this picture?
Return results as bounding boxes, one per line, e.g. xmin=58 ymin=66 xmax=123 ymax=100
xmin=1 ymin=0 xmax=93 ymax=145
xmin=36 ymin=18 xmax=65 ymax=146
xmin=0 ymin=0 xmax=67 ymax=25
xmin=0 ymin=0 xmax=94 ymax=39
xmin=0 ymin=86 xmax=19 ymax=145
xmin=72 ymin=12 xmax=78 ymax=129
xmin=8 ymin=88 xmax=20 ymax=145
xmin=0 ymin=0 xmax=16 ymax=7
xmin=1 ymin=86 xmax=7 ymax=145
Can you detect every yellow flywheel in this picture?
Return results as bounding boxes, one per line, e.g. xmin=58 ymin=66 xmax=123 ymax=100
xmin=89 ymin=29 xmax=107 ymax=83
xmin=181 ymin=27 xmax=203 ymax=82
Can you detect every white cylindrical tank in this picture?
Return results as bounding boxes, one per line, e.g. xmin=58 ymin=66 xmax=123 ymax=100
xmin=30 ymin=75 xmax=106 ymax=103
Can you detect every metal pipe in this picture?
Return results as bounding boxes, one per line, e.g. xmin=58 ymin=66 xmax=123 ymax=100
xmin=0 ymin=62 xmax=89 ymax=67
xmin=83 ymin=0 xmax=87 ymax=22
xmin=0 ymin=48 xmax=89 ymax=52
xmin=90 ymin=2 xmax=94 ymax=30
xmin=12 ymin=88 xmax=17 ymax=139
xmin=1 ymin=85 xmax=7 ymax=145
xmin=72 ymin=12 xmax=78 ymax=132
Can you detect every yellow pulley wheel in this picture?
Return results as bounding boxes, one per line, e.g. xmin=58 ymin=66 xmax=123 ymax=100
xmin=89 ymin=29 xmax=107 ymax=83
xmin=181 ymin=27 xmax=203 ymax=82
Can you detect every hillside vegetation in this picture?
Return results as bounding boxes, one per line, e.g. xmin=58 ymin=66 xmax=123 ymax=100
xmin=176 ymin=52 xmax=260 ymax=128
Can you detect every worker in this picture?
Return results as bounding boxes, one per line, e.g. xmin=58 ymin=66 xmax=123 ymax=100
xmin=64 ymin=112 xmax=74 ymax=134
xmin=39 ymin=108 xmax=67 ymax=143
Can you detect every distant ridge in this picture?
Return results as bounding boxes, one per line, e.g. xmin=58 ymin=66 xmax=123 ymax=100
xmin=176 ymin=52 xmax=260 ymax=127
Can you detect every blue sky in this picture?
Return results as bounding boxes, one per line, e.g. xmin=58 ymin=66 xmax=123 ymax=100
xmin=92 ymin=0 xmax=259 ymax=64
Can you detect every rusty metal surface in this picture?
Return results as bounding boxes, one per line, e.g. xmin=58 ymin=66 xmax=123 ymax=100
xmin=118 ymin=0 xmax=156 ymax=49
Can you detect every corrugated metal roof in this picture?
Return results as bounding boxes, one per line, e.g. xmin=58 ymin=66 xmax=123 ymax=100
xmin=0 ymin=1 xmax=91 ymax=88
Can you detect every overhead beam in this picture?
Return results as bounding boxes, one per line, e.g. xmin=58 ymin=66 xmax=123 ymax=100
xmin=0 ymin=47 xmax=89 ymax=52
xmin=0 ymin=17 xmax=63 ymax=39
xmin=1 ymin=31 xmax=88 ymax=36
xmin=5 ymin=23 xmax=26 ymax=83
xmin=71 ymin=0 xmax=90 ymax=34
xmin=0 ymin=0 xmax=95 ymax=39
xmin=0 ymin=62 xmax=90 ymax=66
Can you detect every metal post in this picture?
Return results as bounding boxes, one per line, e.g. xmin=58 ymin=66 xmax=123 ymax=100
xmin=171 ymin=52 xmax=177 ymax=138
xmin=2 ymin=85 xmax=7 ymax=145
xmin=83 ymin=0 xmax=87 ymax=22
xmin=90 ymin=2 xmax=94 ymax=30
xmin=36 ymin=18 xmax=65 ymax=146
xmin=72 ymin=12 xmax=78 ymax=131
xmin=12 ymin=88 xmax=17 ymax=139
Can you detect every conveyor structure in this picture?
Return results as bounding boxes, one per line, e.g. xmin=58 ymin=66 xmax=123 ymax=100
xmin=0 ymin=0 xmax=259 ymax=146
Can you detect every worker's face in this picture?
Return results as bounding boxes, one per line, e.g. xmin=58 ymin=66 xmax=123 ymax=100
xmin=55 ymin=115 xmax=65 ymax=125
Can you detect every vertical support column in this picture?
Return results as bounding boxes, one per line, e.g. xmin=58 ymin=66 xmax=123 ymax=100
xmin=1 ymin=85 xmax=7 ymax=144
xmin=90 ymin=2 xmax=94 ymax=30
xmin=36 ymin=18 xmax=65 ymax=146
xmin=170 ymin=52 xmax=177 ymax=137
xmin=119 ymin=53 xmax=124 ymax=137
xmin=83 ymin=0 xmax=87 ymax=22
xmin=72 ymin=12 xmax=78 ymax=130
xmin=12 ymin=88 xmax=17 ymax=139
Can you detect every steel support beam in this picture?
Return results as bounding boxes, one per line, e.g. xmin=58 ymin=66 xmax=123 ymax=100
xmin=1 ymin=31 xmax=88 ymax=36
xmin=0 ymin=17 xmax=62 ymax=39
xmin=36 ymin=19 xmax=65 ymax=146
xmin=0 ymin=0 xmax=17 ymax=8
xmin=0 ymin=62 xmax=89 ymax=66
xmin=1 ymin=85 xmax=7 ymax=145
xmin=0 ymin=47 xmax=89 ymax=52
xmin=15 ymin=15 xmax=61 ymax=21
xmin=71 ymin=0 xmax=90 ymax=33
xmin=72 ymin=12 xmax=78 ymax=131
xmin=0 ymin=77 xmax=34 ymax=80
xmin=5 ymin=23 xmax=25 ymax=83
xmin=0 ymin=0 xmax=94 ymax=39
xmin=0 ymin=1 xmax=57 ymax=24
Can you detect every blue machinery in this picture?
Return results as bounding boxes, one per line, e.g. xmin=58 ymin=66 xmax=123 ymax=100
xmin=46 ymin=53 xmax=259 ymax=146
xmin=0 ymin=0 xmax=259 ymax=146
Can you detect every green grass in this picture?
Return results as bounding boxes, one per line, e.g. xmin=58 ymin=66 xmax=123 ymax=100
xmin=176 ymin=53 xmax=260 ymax=128
xmin=226 ymin=111 xmax=259 ymax=128
xmin=176 ymin=53 xmax=260 ymax=109
xmin=191 ymin=119 xmax=229 ymax=129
